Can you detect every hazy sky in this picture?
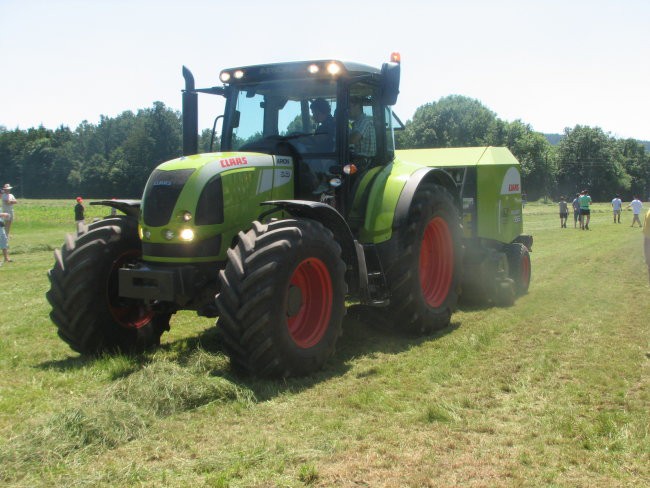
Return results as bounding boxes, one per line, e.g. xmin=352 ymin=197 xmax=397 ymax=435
xmin=1 ymin=0 xmax=649 ymax=140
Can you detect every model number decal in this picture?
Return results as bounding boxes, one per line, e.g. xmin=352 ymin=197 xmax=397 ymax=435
xmin=220 ymin=156 xmax=248 ymax=168
xmin=276 ymin=157 xmax=292 ymax=166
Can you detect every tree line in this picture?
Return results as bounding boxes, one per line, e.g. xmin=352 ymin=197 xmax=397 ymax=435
xmin=1 ymin=96 xmax=648 ymax=201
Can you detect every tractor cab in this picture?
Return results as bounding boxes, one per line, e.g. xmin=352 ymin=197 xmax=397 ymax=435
xmin=183 ymin=55 xmax=404 ymax=214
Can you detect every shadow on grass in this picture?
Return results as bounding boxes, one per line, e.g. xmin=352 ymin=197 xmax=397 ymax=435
xmin=37 ymin=306 xmax=461 ymax=403
xmin=159 ymin=305 xmax=462 ymax=402
xmin=37 ymin=351 xmax=152 ymax=378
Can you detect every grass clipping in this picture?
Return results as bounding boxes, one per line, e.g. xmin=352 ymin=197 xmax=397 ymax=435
xmin=0 ymin=359 xmax=251 ymax=479
xmin=110 ymin=359 xmax=244 ymax=416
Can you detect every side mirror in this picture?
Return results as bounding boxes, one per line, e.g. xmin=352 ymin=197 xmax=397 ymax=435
xmin=380 ymin=62 xmax=400 ymax=106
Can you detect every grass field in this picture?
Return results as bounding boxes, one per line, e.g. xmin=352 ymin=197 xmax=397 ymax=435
xmin=0 ymin=200 xmax=648 ymax=487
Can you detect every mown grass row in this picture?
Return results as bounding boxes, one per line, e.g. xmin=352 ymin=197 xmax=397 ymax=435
xmin=0 ymin=200 xmax=648 ymax=487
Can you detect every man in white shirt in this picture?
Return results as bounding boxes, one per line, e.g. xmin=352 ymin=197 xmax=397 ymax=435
xmin=611 ymin=194 xmax=622 ymax=223
xmin=1 ymin=183 xmax=16 ymax=237
xmin=628 ymin=196 xmax=644 ymax=227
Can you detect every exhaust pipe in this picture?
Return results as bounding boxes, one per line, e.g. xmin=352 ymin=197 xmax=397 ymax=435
xmin=182 ymin=66 xmax=198 ymax=156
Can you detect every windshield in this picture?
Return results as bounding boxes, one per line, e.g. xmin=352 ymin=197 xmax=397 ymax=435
xmin=229 ymin=78 xmax=338 ymax=155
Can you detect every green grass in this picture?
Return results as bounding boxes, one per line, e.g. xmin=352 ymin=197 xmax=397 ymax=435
xmin=0 ymin=200 xmax=648 ymax=487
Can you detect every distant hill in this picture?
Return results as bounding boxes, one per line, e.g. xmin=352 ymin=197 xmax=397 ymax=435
xmin=544 ymin=133 xmax=650 ymax=151
xmin=543 ymin=133 xmax=563 ymax=145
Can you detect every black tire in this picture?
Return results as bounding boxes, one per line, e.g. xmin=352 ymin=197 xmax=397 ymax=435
xmin=379 ymin=183 xmax=462 ymax=333
xmin=46 ymin=216 xmax=171 ymax=354
xmin=506 ymin=243 xmax=531 ymax=295
xmin=215 ymin=219 xmax=346 ymax=377
xmin=460 ymin=247 xmax=515 ymax=307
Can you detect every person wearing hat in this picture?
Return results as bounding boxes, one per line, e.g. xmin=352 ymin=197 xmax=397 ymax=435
xmin=74 ymin=197 xmax=85 ymax=234
xmin=1 ymin=184 xmax=17 ymax=237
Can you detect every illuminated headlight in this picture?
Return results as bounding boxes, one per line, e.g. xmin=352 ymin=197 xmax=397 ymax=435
xmin=308 ymin=64 xmax=320 ymax=74
xmin=164 ymin=229 xmax=175 ymax=240
xmin=327 ymin=62 xmax=341 ymax=75
xmin=220 ymin=71 xmax=231 ymax=82
xmin=233 ymin=69 xmax=244 ymax=79
xmin=180 ymin=228 xmax=195 ymax=242
xmin=182 ymin=211 xmax=193 ymax=222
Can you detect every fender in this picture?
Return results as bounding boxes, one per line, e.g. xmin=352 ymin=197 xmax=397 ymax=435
xmin=261 ymin=200 xmax=361 ymax=294
xmin=392 ymin=167 xmax=459 ymax=230
xmin=90 ymin=199 xmax=141 ymax=218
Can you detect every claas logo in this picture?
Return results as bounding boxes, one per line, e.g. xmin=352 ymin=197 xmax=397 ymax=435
xmin=220 ymin=157 xmax=248 ymax=168
xmin=500 ymin=167 xmax=522 ymax=195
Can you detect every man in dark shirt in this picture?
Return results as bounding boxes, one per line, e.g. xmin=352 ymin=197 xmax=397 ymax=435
xmin=74 ymin=197 xmax=85 ymax=234
xmin=309 ymin=98 xmax=335 ymax=152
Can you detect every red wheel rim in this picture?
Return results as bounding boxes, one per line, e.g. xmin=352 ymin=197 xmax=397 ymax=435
xmin=286 ymin=258 xmax=333 ymax=348
xmin=107 ymin=250 xmax=154 ymax=329
xmin=419 ymin=216 xmax=454 ymax=308
xmin=520 ymin=252 xmax=531 ymax=288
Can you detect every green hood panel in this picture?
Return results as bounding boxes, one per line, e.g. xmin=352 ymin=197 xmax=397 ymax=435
xmin=395 ymin=146 xmax=520 ymax=167
xmin=140 ymin=152 xmax=293 ymax=263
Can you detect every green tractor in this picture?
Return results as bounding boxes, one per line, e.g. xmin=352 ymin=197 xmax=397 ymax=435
xmin=47 ymin=54 xmax=532 ymax=377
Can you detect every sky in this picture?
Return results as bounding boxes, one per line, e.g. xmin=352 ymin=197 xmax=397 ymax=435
xmin=1 ymin=0 xmax=649 ymax=140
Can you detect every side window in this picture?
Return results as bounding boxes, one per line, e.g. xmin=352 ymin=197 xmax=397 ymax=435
xmin=348 ymin=83 xmax=379 ymax=169
xmin=385 ymin=108 xmax=404 ymax=160
xmin=232 ymin=92 xmax=265 ymax=149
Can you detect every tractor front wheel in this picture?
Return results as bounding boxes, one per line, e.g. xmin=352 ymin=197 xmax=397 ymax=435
xmin=46 ymin=217 xmax=170 ymax=354
xmin=215 ymin=219 xmax=346 ymax=377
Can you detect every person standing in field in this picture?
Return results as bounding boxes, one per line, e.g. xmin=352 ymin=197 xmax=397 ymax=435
xmin=579 ymin=190 xmax=592 ymax=230
xmin=558 ymin=196 xmax=569 ymax=228
xmin=0 ymin=212 xmax=12 ymax=265
xmin=74 ymin=196 xmax=85 ymax=234
xmin=643 ymin=210 xmax=650 ymax=281
xmin=611 ymin=194 xmax=622 ymax=223
xmin=627 ymin=196 xmax=643 ymax=227
xmin=1 ymin=183 xmax=17 ymax=237
xmin=572 ymin=193 xmax=581 ymax=228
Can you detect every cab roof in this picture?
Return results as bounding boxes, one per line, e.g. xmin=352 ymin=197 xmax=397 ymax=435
xmin=220 ymin=60 xmax=380 ymax=84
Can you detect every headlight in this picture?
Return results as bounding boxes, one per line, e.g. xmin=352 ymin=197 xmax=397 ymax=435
xmin=182 ymin=211 xmax=192 ymax=222
xmin=180 ymin=228 xmax=195 ymax=241
xmin=327 ymin=62 xmax=341 ymax=75
xmin=164 ymin=229 xmax=175 ymax=240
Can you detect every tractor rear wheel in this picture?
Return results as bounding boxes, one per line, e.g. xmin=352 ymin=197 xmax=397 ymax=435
xmin=215 ymin=219 xmax=346 ymax=377
xmin=506 ymin=243 xmax=531 ymax=295
xmin=380 ymin=183 xmax=462 ymax=334
xmin=46 ymin=217 xmax=170 ymax=354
